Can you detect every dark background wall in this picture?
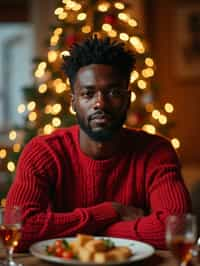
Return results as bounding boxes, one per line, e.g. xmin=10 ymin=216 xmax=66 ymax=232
xmin=145 ymin=0 xmax=200 ymax=168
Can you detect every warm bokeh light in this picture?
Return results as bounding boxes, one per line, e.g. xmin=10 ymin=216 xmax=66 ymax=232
xmin=118 ymin=12 xmax=129 ymax=22
xmin=54 ymin=7 xmax=64 ymax=15
xmin=52 ymin=117 xmax=62 ymax=127
xmin=108 ymin=30 xmax=117 ymax=38
xmin=28 ymin=112 xmax=37 ymax=122
xmin=52 ymin=104 xmax=62 ymax=114
xmin=171 ymin=138 xmax=180 ymax=149
xmin=38 ymin=84 xmax=48 ymax=94
xmin=158 ymin=114 xmax=167 ymax=125
xmin=81 ymin=25 xmax=91 ymax=33
xmin=114 ymin=2 xmax=125 ymax=10
xmin=27 ymin=101 xmax=36 ymax=111
xmin=102 ymin=23 xmax=112 ymax=32
xmin=77 ymin=13 xmax=87 ymax=21
xmin=13 ymin=143 xmax=21 ymax=153
xmin=0 ymin=149 xmax=7 ymax=159
xmin=17 ymin=104 xmax=26 ymax=113
xmin=142 ymin=124 xmax=156 ymax=134
xmin=145 ymin=57 xmax=154 ymax=67
xmin=44 ymin=124 xmax=54 ymax=135
xmin=130 ymin=70 xmax=139 ymax=83
xmin=152 ymin=109 xmax=160 ymax=119
xmin=131 ymin=91 xmax=136 ymax=102
xmin=142 ymin=68 xmax=154 ymax=78
xmin=128 ymin=19 xmax=137 ymax=27
xmin=98 ymin=2 xmax=110 ymax=12
xmin=164 ymin=103 xmax=174 ymax=113
xmin=48 ymin=50 xmax=58 ymax=62
xmin=7 ymin=161 xmax=15 ymax=172
xmin=137 ymin=80 xmax=147 ymax=90
xmin=119 ymin=32 xmax=129 ymax=41
xmin=9 ymin=131 xmax=17 ymax=141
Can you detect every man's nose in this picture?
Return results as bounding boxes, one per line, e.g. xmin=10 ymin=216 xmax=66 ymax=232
xmin=94 ymin=91 xmax=106 ymax=109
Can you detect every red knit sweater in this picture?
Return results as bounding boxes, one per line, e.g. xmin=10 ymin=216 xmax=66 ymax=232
xmin=6 ymin=125 xmax=191 ymax=251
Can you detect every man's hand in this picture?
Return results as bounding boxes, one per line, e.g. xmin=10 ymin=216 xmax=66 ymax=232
xmin=112 ymin=202 xmax=144 ymax=221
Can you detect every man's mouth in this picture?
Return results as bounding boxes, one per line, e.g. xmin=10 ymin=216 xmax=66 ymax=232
xmin=90 ymin=113 xmax=111 ymax=124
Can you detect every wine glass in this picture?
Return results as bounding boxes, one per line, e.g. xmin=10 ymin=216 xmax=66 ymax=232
xmin=166 ymin=213 xmax=197 ymax=266
xmin=0 ymin=206 xmax=22 ymax=266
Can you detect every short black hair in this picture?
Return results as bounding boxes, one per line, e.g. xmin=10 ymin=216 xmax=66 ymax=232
xmin=62 ymin=35 xmax=136 ymax=89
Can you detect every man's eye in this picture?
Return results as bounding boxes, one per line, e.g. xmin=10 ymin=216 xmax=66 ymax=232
xmin=109 ymin=88 xmax=124 ymax=97
xmin=81 ymin=90 xmax=94 ymax=97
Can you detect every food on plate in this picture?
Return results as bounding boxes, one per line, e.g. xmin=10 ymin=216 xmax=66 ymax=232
xmin=46 ymin=234 xmax=133 ymax=262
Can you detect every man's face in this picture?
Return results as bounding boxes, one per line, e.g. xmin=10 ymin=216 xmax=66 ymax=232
xmin=72 ymin=64 xmax=130 ymax=142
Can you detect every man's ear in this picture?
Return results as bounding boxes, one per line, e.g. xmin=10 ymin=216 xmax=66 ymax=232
xmin=127 ymin=87 xmax=131 ymax=109
xmin=71 ymin=93 xmax=76 ymax=112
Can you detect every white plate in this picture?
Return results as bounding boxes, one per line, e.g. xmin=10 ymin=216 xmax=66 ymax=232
xmin=30 ymin=237 xmax=155 ymax=265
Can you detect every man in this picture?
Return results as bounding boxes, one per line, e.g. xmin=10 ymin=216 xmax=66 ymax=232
xmin=6 ymin=36 xmax=191 ymax=251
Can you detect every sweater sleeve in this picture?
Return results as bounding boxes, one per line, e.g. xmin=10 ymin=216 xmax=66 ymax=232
xmin=102 ymin=138 xmax=191 ymax=249
xmin=6 ymin=138 xmax=119 ymax=252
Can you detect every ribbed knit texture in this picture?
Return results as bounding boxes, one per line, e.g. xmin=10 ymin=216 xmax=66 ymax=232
xmin=6 ymin=125 xmax=191 ymax=251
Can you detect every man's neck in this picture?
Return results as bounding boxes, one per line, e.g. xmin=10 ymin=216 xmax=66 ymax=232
xmin=79 ymin=128 xmax=123 ymax=160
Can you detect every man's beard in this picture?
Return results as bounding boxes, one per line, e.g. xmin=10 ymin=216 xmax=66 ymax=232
xmin=76 ymin=111 xmax=127 ymax=142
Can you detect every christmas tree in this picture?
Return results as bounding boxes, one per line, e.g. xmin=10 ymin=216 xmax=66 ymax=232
xmin=0 ymin=0 xmax=180 ymax=194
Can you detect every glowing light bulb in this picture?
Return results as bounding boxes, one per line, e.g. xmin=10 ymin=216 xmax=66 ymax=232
xmin=114 ymin=2 xmax=125 ymax=10
xmin=17 ymin=104 xmax=26 ymax=113
xmin=81 ymin=25 xmax=91 ymax=34
xmin=98 ymin=2 xmax=110 ymax=12
xmin=28 ymin=112 xmax=37 ymax=122
xmin=142 ymin=68 xmax=154 ymax=78
xmin=13 ymin=143 xmax=21 ymax=153
xmin=48 ymin=50 xmax=58 ymax=62
xmin=38 ymin=84 xmax=47 ymax=94
xmin=145 ymin=57 xmax=154 ymax=67
xmin=164 ymin=103 xmax=174 ymax=113
xmin=128 ymin=19 xmax=137 ymax=27
xmin=77 ymin=13 xmax=87 ymax=21
xmin=7 ymin=161 xmax=15 ymax=172
xmin=52 ymin=117 xmax=61 ymax=127
xmin=152 ymin=110 xmax=160 ymax=119
xmin=131 ymin=91 xmax=136 ymax=102
xmin=118 ymin=12 xmax=129 ymax=22
xmin=102 ymin=23 xmax=112 ymax=32
xmin=72 ymin=3 xmax=82 ymax=11
xmin=171 ymin=138 xmax=180 ymax=149
xmin=55 ymin=83 xmax=67 ymax=93
xmin=9 ymin=131 xmax=17 ymax=141
xmin=137 ymin=80 xmax=147 ymax=90
xmin=44 ymin=105 xmax=52 ymax=114
xmin=44 ymin=124 xmax=54 ymax=135
xmin=158 ymin=114 xmax=167 ymax=125
xmin=58 ymin=12 xmax=68 ymax=20
xmin=52 ymin=104 xmax=62 ymax=114
xmin=54 ymin=7 xmax=64 ymax=15
xmin=54 ymin=27 xmax=63 ymax=35
xmin=119 ymin=33 xmax=129 ymax=41
xmin=130 ymin=70 xmax=139 ymax=83
xmin=142 ymin=124 xmax=156 ymax=134
xmin=27 ymin=101 xmax=36 ymax=111
xmin=0 ymin=149 xmax=7 ymax=159
xmin=108 ymin=30 xmax=117 ymax=38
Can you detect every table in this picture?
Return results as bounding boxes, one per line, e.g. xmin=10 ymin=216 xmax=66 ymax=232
xmin=0 ymin=250 xmax=200 ymax=266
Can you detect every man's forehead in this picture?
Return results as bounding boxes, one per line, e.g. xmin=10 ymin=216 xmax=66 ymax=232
xmin=75 ymin=64 xmax=122 ymax=85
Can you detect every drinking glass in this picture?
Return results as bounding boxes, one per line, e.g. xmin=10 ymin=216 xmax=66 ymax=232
xmin=166 ymin=214 xmax=197 ymax=266
xmin=0 ymin=206 xmax=22 ymax=266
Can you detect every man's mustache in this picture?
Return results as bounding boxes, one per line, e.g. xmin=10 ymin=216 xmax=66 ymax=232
xmin=89 ymin=110 xmax=112 ymax=121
